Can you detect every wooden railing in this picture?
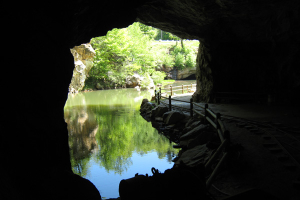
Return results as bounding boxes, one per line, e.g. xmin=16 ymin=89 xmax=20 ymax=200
xmin=153 ymin=90 xmax=230 ymax=189
xmin=191 ymin=100 xmax=230 ymax=189
xmin=159 ymin=83 xmax=196 ymax=96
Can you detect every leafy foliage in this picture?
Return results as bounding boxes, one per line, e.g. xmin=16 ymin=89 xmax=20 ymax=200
xmin=84 ymin=23 xmax=199 ymax=90
xmin=171 ymin=44 xmax=197 ymax=70
xmin=151 ymin=71 xmax=166 ymax=85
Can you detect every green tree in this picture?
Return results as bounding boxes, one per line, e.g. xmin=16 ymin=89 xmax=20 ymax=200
xmin=86 ymin=22 xmax=159 ymax=89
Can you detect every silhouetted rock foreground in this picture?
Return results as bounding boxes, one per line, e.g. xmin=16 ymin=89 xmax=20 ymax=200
xmin=137 ymin=99 xmax=218 ymax=199
xmin=138 ymin=98 xmax=286 ymax=200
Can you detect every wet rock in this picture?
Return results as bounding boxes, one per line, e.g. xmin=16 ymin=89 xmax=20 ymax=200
xmin=187 ymin=130 xmax=214 ymax=148
xmin=141 ymin=99 xmax=149 ymax=106
xmin=140 ymin=101 xmax=155 ymax=114
xmin=155 ymin=117 xmax=164 ymax=122
xmin=163 ymin=111 xmax=186 ymax=125
xmin=182 ymin=120 xmax=202 ymax=135
xmin=174 ymin=144 xmax=212 ymax=167
xmin=151 ymin=105 xmax=168 ymax=118
xmin=180 ymin=124 xmax=209 ymax=140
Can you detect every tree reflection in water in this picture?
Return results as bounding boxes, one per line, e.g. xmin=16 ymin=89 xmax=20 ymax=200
xmin=64 ymin=89 xmax=178 ymax=177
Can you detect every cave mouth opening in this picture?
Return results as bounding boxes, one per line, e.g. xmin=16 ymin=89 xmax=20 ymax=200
xmin=65 ymin=20 xmax=201 ymax=198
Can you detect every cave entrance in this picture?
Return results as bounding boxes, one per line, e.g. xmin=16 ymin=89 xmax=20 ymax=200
xmin=65 ymin=22 xmax=198 ymax=198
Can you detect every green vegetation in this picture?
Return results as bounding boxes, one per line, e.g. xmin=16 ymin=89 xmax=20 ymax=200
xmin=83 ymin=22 xmax=199 ymax=91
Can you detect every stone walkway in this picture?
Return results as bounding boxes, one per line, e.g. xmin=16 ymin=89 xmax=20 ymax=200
xmin=161 ymin=94 xmax=300 ymax=200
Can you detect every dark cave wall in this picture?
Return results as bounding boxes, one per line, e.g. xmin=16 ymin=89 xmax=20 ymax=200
xmin=137 ymin=0 xmax=300 ymax=103
xmin=1 ymin=1 xmax=140 ymax=199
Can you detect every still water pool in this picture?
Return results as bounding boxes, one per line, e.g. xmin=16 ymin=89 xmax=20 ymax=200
xmin=64 ymin=88 xmax=178 ymax=198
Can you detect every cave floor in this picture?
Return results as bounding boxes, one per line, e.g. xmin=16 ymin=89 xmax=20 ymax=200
xmin=163 ymin=94 xmax=300 ymax=200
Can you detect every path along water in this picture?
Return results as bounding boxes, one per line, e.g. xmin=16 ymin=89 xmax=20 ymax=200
xmin=161 ymin=94 xmax=300 ymax=199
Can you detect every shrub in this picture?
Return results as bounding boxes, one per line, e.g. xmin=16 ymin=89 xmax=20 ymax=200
xmin=174 ymin=53 xmax=185 ymax=70
xmin=185 ymin=53 xmax=196 ymax=68
xmin=151 ymin=71 xmax=166 ymax=85
xmin=140 ymin=73 xmax=153 ymax=90
xmin=162 ymin=54 xmax=174 ymax=67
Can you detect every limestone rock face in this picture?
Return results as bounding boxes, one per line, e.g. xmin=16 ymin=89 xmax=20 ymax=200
xmin=126 ymin=74 xmax=142 ymax=88
xmin=177 ymin=67 xmax=196 ymax=80
xmin=69 ymin=44 xmax=96 ymax=93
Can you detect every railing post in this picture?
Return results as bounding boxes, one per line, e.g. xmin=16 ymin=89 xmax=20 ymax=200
xmin=182 ymin=84 xmax=184 ymax=94
xmin=158 ymin=87 xmax=161 ymax=105
xmin=190 ymin=98 xmax=193 ymax=117
xmin=170 ymin=85 xmax=173 ymax=96
xmin=154 ymin=89 xmax=157 ymax=103
xmin=169 ymin=95 xmax=172 ymax=111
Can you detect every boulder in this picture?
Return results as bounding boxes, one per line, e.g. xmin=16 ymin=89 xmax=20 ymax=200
xmin=151 ymin=105 xmax=169 ymax=118
xmin=163 ymin=111 xmax=186 ymax=125
xmin=140 ymin=102 xmax=154 ymax=114
xmin=180 ymin=124 xmax=209 ymax=140
xmin=141 ymin=99 xmax=149 ymax=107
xmin=182 ymin=120 xmax=202 ymax=135
xmin=126 ymin=74 xmax=142 ymax=88
xmin=174 ymin=144 xmax=212 ymax=167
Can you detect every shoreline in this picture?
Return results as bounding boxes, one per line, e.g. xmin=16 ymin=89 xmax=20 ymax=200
xmin=139 ymin=95 xmax=300 ymax=199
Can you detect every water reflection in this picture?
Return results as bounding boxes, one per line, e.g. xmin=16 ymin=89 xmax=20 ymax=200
xmin=64 ymin=89 xmax=178 ymax=198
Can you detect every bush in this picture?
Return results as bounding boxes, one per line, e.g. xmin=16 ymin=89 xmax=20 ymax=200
xmin=174 ymin=53 xmax=185 ymax=70
xmin=162 ymin=54 xmax=174 ymax=67
xmin=140 ymin=73 xmax=153 ymax=90
xmin=185 ymin=53 xmax=196 ymax=68
xmin=151 ymin=71 xmax=166 ymax=85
